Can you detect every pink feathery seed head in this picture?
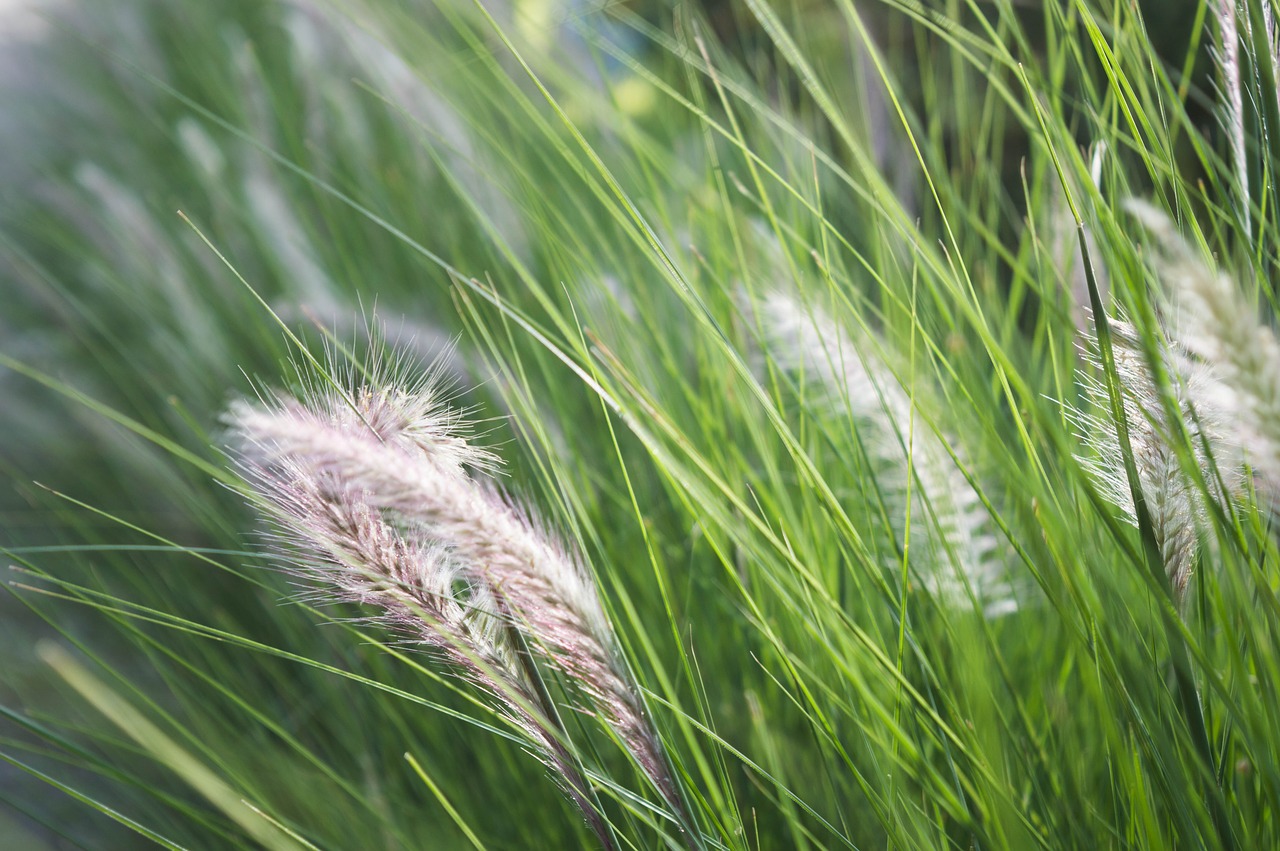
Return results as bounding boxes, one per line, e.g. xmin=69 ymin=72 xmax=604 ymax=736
xmin=227 ymin=363 xmax=680 ymax=830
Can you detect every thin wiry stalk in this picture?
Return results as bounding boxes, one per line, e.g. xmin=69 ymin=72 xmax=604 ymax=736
xmin=1127 ymin=201 xmax=1280 ymax=499
xmin=754 ymin=290 xmax=1013 ymax=616
xmin=226 ymin=359 xmax=692 ymax=845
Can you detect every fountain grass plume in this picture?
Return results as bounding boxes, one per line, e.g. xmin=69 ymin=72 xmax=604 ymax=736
xmin=1071 ymin=316 xmax=1239 ymax=602
xmin=1126 ymin=201 xmax=1280 ymax=500
xmin=225 ymin=350 xmax=689 ymax=845
xmin=755 ymin=290 xmax=1011 ymax=616
xmin=1215 ymin=0 xmax=1251 ymax=231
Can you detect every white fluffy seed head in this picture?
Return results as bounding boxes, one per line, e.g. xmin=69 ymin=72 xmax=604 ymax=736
xmin=1071 ymin=316 xmax=1242 ymax=600
xmin=1126 ymin=201 xmax=1280 ymax=497
xmin=1214 ymin=1 xmax=1251 ymax=230
xmin=752 ymin=289 xmax=1016 ymax=615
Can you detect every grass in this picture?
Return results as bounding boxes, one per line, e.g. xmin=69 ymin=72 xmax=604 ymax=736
xmin=2 ymin=0 xmax=1279 ymax=848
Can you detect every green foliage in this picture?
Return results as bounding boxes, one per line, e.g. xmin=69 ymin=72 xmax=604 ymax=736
xmin=1 ymin=0 xmax=1278 ymax=848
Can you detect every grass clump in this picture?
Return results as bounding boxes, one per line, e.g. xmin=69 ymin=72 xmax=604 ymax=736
xmin=2 ymin=0 xmax=1280 ymax=849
